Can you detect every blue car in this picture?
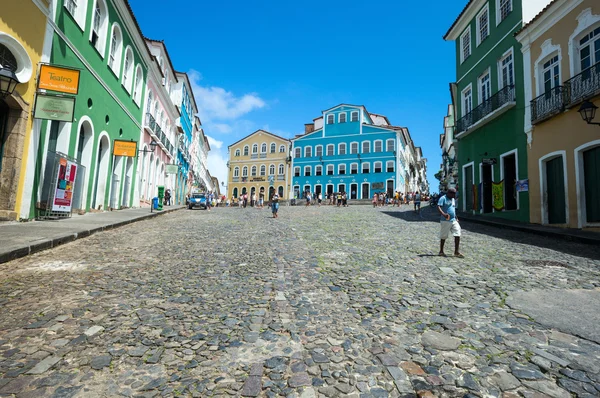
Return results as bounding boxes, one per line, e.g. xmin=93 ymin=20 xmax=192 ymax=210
xmin=188 ymin=193 xmax=207 ymax=210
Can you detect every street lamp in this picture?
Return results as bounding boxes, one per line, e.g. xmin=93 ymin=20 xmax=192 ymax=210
xmin=578 ymin=100 xmax=600 ymax=126
xmin=138 ymin=139 xmax=159 ymax=154
xmin=0 ymin=67 xmax=20 ymax=98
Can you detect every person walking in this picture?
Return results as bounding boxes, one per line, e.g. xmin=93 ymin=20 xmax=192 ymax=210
xmin=318 ymin=192 xmax=322 ymax=207
xmin=305 ymin=191 xmax=311 ymax=207
xmin=414 ymin=191 xmax=421 ymax=215
xmin=259 ymin=191 xmax=265 ymax=209
xmin=437 ymin=188 xmax=463 ymax=258
xmin=271 ymin=192 xmax=280 ymax=218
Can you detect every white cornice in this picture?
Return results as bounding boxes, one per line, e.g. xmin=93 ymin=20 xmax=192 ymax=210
xmin=445 ymin=0 xmax=488 ymax=41
xmin=515 ymin=0 xmax=584 ymax=44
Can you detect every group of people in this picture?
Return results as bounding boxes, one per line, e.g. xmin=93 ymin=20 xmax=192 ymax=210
xmin=301 ymin=191 xmax=350 ymax=207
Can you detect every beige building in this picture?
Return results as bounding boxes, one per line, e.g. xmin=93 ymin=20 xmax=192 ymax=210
xmin=518 ymin=0 xmax=600 ymax=230
xmin=227 ymin=130 xmax=291 ymax=201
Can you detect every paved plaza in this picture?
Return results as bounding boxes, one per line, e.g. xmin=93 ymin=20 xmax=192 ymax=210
xmin=0 ymin=205 xmax=599 ymax=398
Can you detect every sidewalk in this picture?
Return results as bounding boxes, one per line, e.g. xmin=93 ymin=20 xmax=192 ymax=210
xmin=457 ymin=211 xmax=600 ymax=245
xmin=0 ymin=206 xmax=184 ymax=264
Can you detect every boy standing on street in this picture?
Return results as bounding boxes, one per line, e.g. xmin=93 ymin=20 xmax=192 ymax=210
xmin=437 ymin=188 xmax=463 ymax=258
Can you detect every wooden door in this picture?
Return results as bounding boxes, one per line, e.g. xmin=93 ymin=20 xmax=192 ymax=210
xmin=584 ymin=146 xmax=600 ymax=223
xmin=546 ymin=156 xmax=566 ymax=224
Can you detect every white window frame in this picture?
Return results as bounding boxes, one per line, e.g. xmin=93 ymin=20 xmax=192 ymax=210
xmin=315 ymin=145 xmax=323 ymax=157
xmin=362 ymin=162 xmax=370 ymax=173
xmin=326 ymin=164 xmax=334 ymax=175
xmin=260 ymin=165 xmax=266 ymax=176
xmin=338 ymin=164 xmax=346 ymax=175
xmin=386 ymin=160 xmax=395 ymax=172
xmin=270 ymin=143 xmax=276 ymax=153
xmin=107 ymin=23 xmax=123 ymax=76
xmin=386 ymin=139 xmax=395 ymax=152
xmin=252 ymin=144 xmax=258 ymax=154
xmin=476 ymin=4 xmax=489 ymax=46
xmin=251 ymin=165 xmax=257 ymax=176
xmin=235 ymin=149 xmax=240 ymax=157
xmin=279 ymin=145 xmax=286 ymax=153
xmin=304 ymin=165 xmax=311 ymax=176
xmin=304 ymin=146 xmax=312 ymax=158
xmin=294 ymin=147 xmax=301 ymax=158
xmin=462 ymin=83 xmax=473 ymax=117
xmin=538 ymin=53 xmax=561 ymax=96
xmin=233 ymin=167 xmax=240 ymax=177
xmin=350 ymin=111 xmax=359 ymax=122
xmin=326 ymin=114 xmax=334 ymax=124
xmin=133 ymin=64 xmax=143 ymax=105
xmin=242 ymin=166 xmax=248 ymax=177
xmin=362 ymin=141 xmax=370 ymax=154
xmin=339 ymin=112 xmax=347 ymax=123
xmin=315 ymin=165 xmax=323 ymax=176
xmin=478 ymin=68 xmax=492 ymax=105
xmin=243 ymin=145 xmax=249 ymax=156
xmin=327 ymin=144 xmax=334 ymax=156
xmin=89 ymin=0 xmax=108 ymax=57
xmin=496 ymin=0 xmax=513 ymax=26
xmin=338 ymin=143 xmax=346 ymax=155
xmin=261 ymin=143 xmax=267 ymax=153
xmin=498 ymin=48 xmax=515 ymax=90
xmin=350 ymin=162 xmax=359 ymax=174
xmin=460 ymin=28 xmax=471 ymax=64
xmin=374 ymin=161 xmax=383 ymax=173
xmin=65 ymin=0 xmax=88 ymax=31
xmin=374 ymin=140 xmax=383 ymax=153
xmin=278 ymin=164 xmax=285 ymax=175
xmin=122 ymin=46 xmax=134 ymax=93
xmin=350 ymin=142 xmax=358 ymax=154
xmin=294 ymin=166 xmax=300 ymax=177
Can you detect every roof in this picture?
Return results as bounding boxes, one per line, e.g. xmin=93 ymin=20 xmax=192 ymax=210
xmin=144 ymin=38 xmax=179 ymax=82
xmin=368 ymin=113 xmax=391 ymax=125
xmin=122 ymin=1 xmax=154 ymax=61
xmin=443 ymin=0 xmax=477 ymax=40
xmin=227 ymin=129 xmax=290 ymax=149
xmin=515 ymin=0 xmax=559 ymax=37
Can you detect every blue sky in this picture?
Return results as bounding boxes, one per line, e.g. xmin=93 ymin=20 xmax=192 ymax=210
xmin=129 ymin=0 xmax=466 ymax=190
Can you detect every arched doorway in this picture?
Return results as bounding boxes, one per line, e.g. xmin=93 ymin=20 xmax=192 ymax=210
xmin=91 ymin=135 xmax=110 ymax=210
xmin=350 ymin=183 xmax=358 ymax=199
xmin=74 ymin=120 xmax=94 ymax=211
xmin=232 ymin=187 xmax=238 ymax=198
xmin=278 ymin=186 xmax=284 ymax=198
xmin=269 ymin=186 xmax=275 ymax=200
xmin=361 ymin=183 xmax=369 ymax=199
xmin=139 ymin=145 xmax=147 ymax=198
xmin=242 ymin=187 xmax=247 ymax=195
xmin=122 ymin=156 xmax=134 ymax=207
xmin=146 ymin=153 xmax=154 ymax=200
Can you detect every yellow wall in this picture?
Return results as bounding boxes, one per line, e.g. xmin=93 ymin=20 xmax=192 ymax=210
xmin=227 ymin=131 xmax=291 ymax=199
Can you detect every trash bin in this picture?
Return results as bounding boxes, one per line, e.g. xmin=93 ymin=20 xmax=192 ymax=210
xmin=152 ymin=197 xmax=159 ymax=210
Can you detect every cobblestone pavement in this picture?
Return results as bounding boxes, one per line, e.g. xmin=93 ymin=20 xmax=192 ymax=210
xmin=0 ymin=205 xmax=599 ymax=398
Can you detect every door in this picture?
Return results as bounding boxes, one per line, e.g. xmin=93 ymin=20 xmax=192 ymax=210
xmin=503 ymin=154 xmax=517 ymax=210
xmin=315 ymin=185 xmax=322 ymax=197
xmin=350 ymin=183 xmax=357 ymax=199
xmin=387 ymin=180 xmax=394 ymax=198
xmin=583 ymin=146 xmax=600 ymax=223
xmin=361 ymin=183 xmax=369 ymax=199
xmin=326 ymin=184 xmax=333 ymax=195
xmin=338 ymin=184 xmax=346 ymax=194
xmin=546 ymin=156 xmax=566 ymax=224
xmin=482 ymin=164 xmax=493 ymax=213
xmin=464 ymin=165 xmax=473 ymax=211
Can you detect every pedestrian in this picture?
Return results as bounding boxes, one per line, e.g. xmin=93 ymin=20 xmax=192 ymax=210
xmin=337 ymin=192 xmax=342 ymax=207
xmin=305 ymin=191 xmax=311 ymax=207
xmin=342 ymin=191 xmax=348 ymax=207
xmin=414 ymin=191 xmax=421 ymax=214
xmin=372 ymin=193 xmax=378 ymax=208
xmin=259 ymin=191 xmax=265 ymax=209
xmin=318 ymin=192 xmax=322 ymax=207
xmin=206 ymin=192 xmax=212 ymax=211
xmin=271 ymin=192 xmax=280 ymax=218
xmin=437 ymin=188 xmax=463 ymax=258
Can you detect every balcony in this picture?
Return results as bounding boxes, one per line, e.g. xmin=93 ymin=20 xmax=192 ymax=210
xmin=260 ymin=153 xmax=267 ymax=158
xmin=145 ymin=113 xmax=175 ymax=159
xmin=565 ymin=62 xmax=600 ymax=108
xmin=455 ymin=85 xmax=516 ymax=136
xmin=251 ymin=154 xmax=258 ymax=159
xmin=531 ymin=86 xmax=565 ymax=124
xmin=277 ymin=175 xmax=285 ymax=181
xmin=232 ymin=177 xmax=239 ymax=182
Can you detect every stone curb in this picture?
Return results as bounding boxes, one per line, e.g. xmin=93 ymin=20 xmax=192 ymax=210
xmin=458 ymin=214 xmax=600 ymax=246
xmin=0 ymin=207 xmax=183 ymax=265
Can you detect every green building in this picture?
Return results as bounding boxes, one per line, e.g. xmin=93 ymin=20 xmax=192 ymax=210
xmin=444 ymin=0 xmax=547 ymax=222
xmin=21 ymin=0 xmax=149 ymax=218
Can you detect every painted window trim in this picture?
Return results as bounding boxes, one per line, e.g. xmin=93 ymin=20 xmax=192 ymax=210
xmin=350 ymin=162 xmax=359 ymax=174
xmin=260 ymin=165 xmax=266 ymax=176
xmin=538 ymin=151 xmax=568 ymax=225
xmin=338 ymin=164 xmax=346 ymax=174
xmin=386 ymin=139 xmax=395 ymax=152
xmin=261 ymin=142 xmax=267 ymax=153
xmin=350 ymin=111 xmax=359 ymax=122
xmin=534 ymin=39 xmax=562 ymax=97
xmin=338 ymin=143 xmax=346 ymax=155
xmin=89 ymin=0 xmax=108 ymax=58
xmin=374 ymin=161 xmax=383 ymax=173
xmin=326 ymin=114 xmax=334 ymax=124
xmin=252 ymin=144 xmax=258 ymax=154
xmin=574 ymin=139 xmax=600 ymax=228
xmin=242 ymin=166 xmax=248 ymax=177
xmin=64 ymin=0 xmax=88 ymax=31
xmin=327 ymin=164 xmax=334 ymax=175
xmin=304 ymin=146 xmax=312 ymax=158
xmin=278 ymin=164 xmax=285 ymax=175
xmin=122 ymin=46 xmax=134 ymax=94
xmin=362 ymin=162 xmax=370 ymax=173
xmin=374 ymin=140 xmax=383 ymax=153
xmin=107 ymin=23 xmax=123 ymax=77
xmin=133 ymin=64 xmax=143 ymax=105
xmin=243 ymin=145 xmax=249 ymax=156
xmin=496 ymin=0 xmax=513 ymax=27
xmin=279 ymin=145 xmax=286 ymax=153
xmin=460 ymin=28 xmax=471 ymax=64
xmin=235 ymin=149 xmax=240 ymax=157
xmin=270 ymin=143 xmax=276 ymax=153
xmin=461 ymin=83 xmax=473 ymax=117
xmin=478 ymin=67 xmax=492 ymax=106
xmin=251 ymin=165 xmax=257 ymax=176
xmin=462 ymin=161 xmax=475 ymax=212
xmin=497 ymin=47 xmax=515 ymax=91
xmin=476 ymin=4 xmax=490 ymax=47
xmin=233 ymin=167 xmax=240 ymax=177
xmin=386 ymin=160 xmax=395 ymax=172
xmin=315 ymin=145 xmax=323 ymax=157
xmin=294 ymin=147 xmax=301 ymax=158
xmin=315 ymin=165 xmax=323 ymax=175
xmin=339 ymin=112 xmax=347 ymax=123
xmin=499 ymin=148 xmax=520 ymax=211
xmin=568 ymin=9 xmax=600 ymax=76
xmin=326 ymin=144 xmax=334 ymax=156
xmin=294 ymin=166 xmax=300 ymax=176
xmin=304 ymin=165 xmax=311 ymax=176
xmin=362 ymin=141 xmax=370 ymax=154
xmin=350 ymin=142 xmax=358 ymax=154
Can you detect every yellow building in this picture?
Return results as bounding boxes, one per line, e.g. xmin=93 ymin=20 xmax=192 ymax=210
xmin=0 ymin=0 xmax=50 ymax=220
xmin=518 ymin=0 xmax=600 ymax=230
xmin=227 ymin=130 xmax=291 ymax=201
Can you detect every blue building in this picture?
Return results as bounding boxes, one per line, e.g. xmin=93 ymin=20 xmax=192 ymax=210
xmin=291 ymin=104 xmax=408 ymax=200
xmin=173 ymin=72 xmax=197 ymax=204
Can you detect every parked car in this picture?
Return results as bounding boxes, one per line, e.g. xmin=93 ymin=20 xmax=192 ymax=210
xmin=188 ymin=193 xmax=207 ymax=210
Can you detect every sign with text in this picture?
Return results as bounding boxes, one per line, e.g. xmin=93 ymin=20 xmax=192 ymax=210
xmin=52 ymin=157 xmax=77 ymax=212
xmin=166 ymin=164 xmax=179 ymax=174
xmin=33 ymin=94 xmax=75 ymax=122
xmin=38 ymin=64 xmax=81 ymax=94
xmin=371 ymin=182 xmax=385 ymax=190
xmin=482 ymin=158 xmax=497 ymax=165
xmin=113 ymin=140 xmax=137 ymax=157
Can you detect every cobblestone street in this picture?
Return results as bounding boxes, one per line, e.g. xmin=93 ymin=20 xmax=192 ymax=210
xmin=0 ymin=206 xmax=599 ymax=398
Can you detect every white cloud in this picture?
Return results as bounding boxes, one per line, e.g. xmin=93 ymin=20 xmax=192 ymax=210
xmin=206 ymin=136 xmax=223 ymax=150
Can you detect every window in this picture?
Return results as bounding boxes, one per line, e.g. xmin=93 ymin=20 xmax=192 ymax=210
xmin=578 ymin=26 xmax=600 ymax=72
xmin=374 ymin=140 xmax=383 ymax=153
xmin=243 ymin=145 xmax=249 ymax=156
xmin=242 ymin=166 xmax=248 ymax=177
xmin=260 ymin=165 xmax=266 ymax=176
xmin=260 ymin=143 xmax=266 ymax=153
xmin=350 ymin=142 xmax=358 ymax=154
xmin=315 ymin=145 xmax=323 ymax=157
xmin=304 ymin=166 xmax=311 ymax=176
xmin=133 ymin=65 xmax=143 ymax=104
xmin=269 ymin=164 xmax=275 ymax=175
xmin=234 ymin=167 xmax=240 ymax=177
xmin=122 ymin=47 xmax=134 ymax=92
xmin=326 ymin=144 xmax=334 ymax=156
xmin=542 ymin=55 xmax=560 ymax=94
xmin=460 ymin=29 xmax=471 ymax=63
xmin=327 ymin=114 xmax=334 ymax=124
xmin=251 ymin=166 xmax=257 ymax=176
xmin=339 ymin=113 xmax=346 ymax=123
xmin=327 ymin=165 xmax=334 ymax=175
xmin=338 ymin=164 xmax=346 ymax=175
xmin=279 ymin=145 xmax=286 ymax=153
xmin=478 ymin=70 xmax=492 ymax=104
xmin=351 ymin=111 xmax=359 ymax=122
xmin=65 ymin=0 xmax=77 ymax=15
xmin=294 ymin=167 xmax=300 ymax=177
xmin=386 ymin=139 xmax=395 ymax=152
xmin=374 ymin=162 xmax=382 ymax=173
xmin=316 ymin=165 xmax=322 ymax=176
xmin=305 ymin=146 xmax=312 ymax=157
xmin=362 ymin=162 xmax=370 ymax=173
xmin=350 ymin=163 xmax=358 ymax=174
xmin=498 ymin=0 xmax=512 ymax=23
xmin=294 ymin=147 xmax=301 ymax=158
xmin=462 ymin=85 xmax=473 ymax=116
xmin=362 ymin=141 xmax=370 ymax=154
xmin=387 ymin=161 xmax=395 ymax=172
xmin=270 ymin=143 xmax=276 ymax=153
xmin=339 ymin=143 xmax=346 ymax=155
xmin=278 ymin=164 xmax=284 ymax=175
xmin=476 ymin=5 xmax=489 ymax=46
xmin=108 ymin=24 xmax=122 ymax=75
xmin=235 ymin=149 xmax=240 ymax=157
xmin=252 ymin=144 xmax=258 ymax=154
xmin=90 ymin=0 xmax=108 ymax=56
xmin=499 ymin=51 xmax=514 ymax=89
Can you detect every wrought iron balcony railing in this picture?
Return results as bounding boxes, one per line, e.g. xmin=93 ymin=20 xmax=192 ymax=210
xmin=145 ymin=113 xmax=175 ymax=157
xmin=456 ymin=85 xmax=516 ymax=133
xmin=531 ymin=86 xmax=565 ymax=124
xmin=565 ymin=61 xmax=600 ymax=107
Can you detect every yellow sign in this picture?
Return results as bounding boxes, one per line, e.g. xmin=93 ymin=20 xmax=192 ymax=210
xmin=38 ymin=64 xmax=81 ymax=95
xmin=113 ymin=140 xmax=137 ymax=157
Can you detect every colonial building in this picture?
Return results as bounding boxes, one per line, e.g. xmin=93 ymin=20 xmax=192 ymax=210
xmin=444 ymin=0 xmax=549 ymax=221
xmin=1 ymin=0 xmax=50 ymax=220
xmin=440 ymin=103 xmax=458 ymax=192
xmin=227 ymin=130 xmax=291 ymax=201
xmin=291 ymin=104 xmax=410 ymax=200
xmin=172 ymin=71 xmax=196 ymax=204
xmin=517 ymin=0 xmax=600 ymax=229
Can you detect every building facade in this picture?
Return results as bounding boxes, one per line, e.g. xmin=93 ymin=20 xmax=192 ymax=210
xmin=172 ymin=71 xmax=196 ymax=204
xmin=0 ymin=0 xmax=51 ymax=220
xmin=291 ymin=105 xmax=408 ymax=200
xmin=439 ymin=103 xmax=458 ymax=192
xmin=517 ymin=0 xmax=600 ymax=229
xmin=444 ymin=0 xmax=549 ymax=221
xmin=227 ymin=130 xmax=291 ymax=201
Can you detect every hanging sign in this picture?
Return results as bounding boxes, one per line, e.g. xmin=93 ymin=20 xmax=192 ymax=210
xmin=516 ymin=179 xmax=529 ymax=192
xmin=166 ymin=164 xmax=179 ymax=174
xmin=482 ymin=158 xmax=497 ymax=165
xmin=33 ymin=94 xmax=76 ymax=122
xmin=38 ymin=64 xmax=81 ymax=94
xmin=52 ymin=157 xmax=78 ymax=212
xmin=113 ymin=140 xmax=137 ymax=157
